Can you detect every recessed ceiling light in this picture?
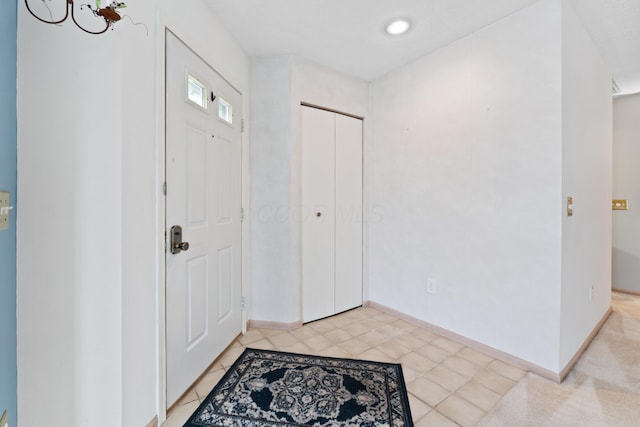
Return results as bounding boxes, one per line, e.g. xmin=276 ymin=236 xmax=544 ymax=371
xmin=385 ymin=18 xmax=411 ymax=36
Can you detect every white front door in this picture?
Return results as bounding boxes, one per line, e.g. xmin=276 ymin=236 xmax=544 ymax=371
xmin=165 ymin=31 xmax=243 ymax=407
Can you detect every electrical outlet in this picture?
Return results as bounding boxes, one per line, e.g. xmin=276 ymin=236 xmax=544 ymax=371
xmin=427 ymin=278 xmax=437 ymax=295
xmin=0 ymin=191 xmax=10 ymax=231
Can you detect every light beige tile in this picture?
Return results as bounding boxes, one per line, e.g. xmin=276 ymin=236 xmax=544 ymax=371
xmin=455 ymin=380 xmax=503 ymax=412
xmin=392 ymin=319 xmax=420 ymax=333
xmin=374 ymin=312 xmax=399 ymax=323
xmin=326 ymin=314 xmax=354 ymax=328
xmin=416 ymin=343 xmax=451 ymax=363
xmin=359 ymin=330 xmax=389 ymax=347
xmin=304 ymin=334 xmax=334 ymax=351
xmin=458 ymin=346 xmax=494 ymax=366
xmin=357 ymin=348 xmax=395 ymax=363
xmin=410 ymin=329 xmax=440 ymax=343
xmin=207 ymin=361 xmax=224 ymax=373
xmin=194 ymin=370 xmax=226 ymax=401
xmin=424 ymin=365 xmax=468 ymax=392
xmin=388 ymin=333 xmax=427 ymax=351
xmin=249 ymin=338 xmax=276 ymax=351
xmin=430 ymin=337 xmax=465 ymax=354
xmin=399 ymin=352 xmax=438 ymax=374
xmin=437 ymin=395 xmax=486 ymax=427
xmin=278 ymin=342 xmax=313 ymax=355
xmin=318 ymin=345 xmax=353 ymax=359
xmin=406 ymin=377 xmax=450 ymax=407
xmin=341 ymin=321 xmax=371 ymax=337
xmin=408 ymin=393 xmax=432 ymax=421
xmin=266 ymin=332 xmax=300 ymax=348
xmin=442 ymin=355 xmax=484 ymax=378
xmin=308 ymin=319 xmax=336 ymax=334
xmin=227 ymin=339 xmax=245 ymax=351
xmin=342 ymin=308 xmax=371 ymax=321
xmin=376 ymin=340 xmax=412 ymax=360
xmin=175 ymin=388 xmax=198 ymax=407
xmin=238 ymin=329 xmax=264 ymax=345
xmin=289 ymin=325 xmax=319 ymax=341
xmin=376 ymin=323 xmax=406 ymax=339
xmin=218 ymin=345 xmax=245 ymax=368
xmin=359 ymin=307 xmax=382 ymax=317
xmin=400 ymin=366 xmax=422 ymax=383
xmin=256 ymin=328 xmax=288 ymax=337
xmin=414 ymin=410 xmax=460 ymax=427
xmin=337 ymin=338 xmax=371 ymax=356
xmin=162 ymin=400 xmax=200 ymax=427
xmin=488 ymin=359 xmax=526 ymax=381
xmin=358 ymin=316 xmax=387 ymax=330
xmin=323 ymin=328 xmax=353 ymax=344
xmin=472 ymin=368 xmax=517 ymax=395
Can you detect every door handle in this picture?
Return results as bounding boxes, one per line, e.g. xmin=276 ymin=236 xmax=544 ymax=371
xmin=170 ymin=225 xmax=190 ymax=254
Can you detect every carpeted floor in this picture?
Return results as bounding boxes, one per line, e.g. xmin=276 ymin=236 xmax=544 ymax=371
xmin=479 ymin=292 xmax=640 ymax=427
xmin=184 ymin=348 xmax=414 ymax=426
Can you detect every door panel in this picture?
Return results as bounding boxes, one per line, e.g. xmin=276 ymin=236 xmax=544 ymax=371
xmin=218 ymin=246 xmax=233 ymax=323
xmin=335 ymin=114 xmax=363 ymax=313
xmin=187 ymin=125 xmax=208 ymax=225
xmin=165 ymin=31 xmax=242 ymax=407
xmin=187 ymin=256 xmax=208 ymax=347
xmin=216 ymin=136 xmax=233 ymax=224
xmin=301 ymin=107 xmax=336 ymax=323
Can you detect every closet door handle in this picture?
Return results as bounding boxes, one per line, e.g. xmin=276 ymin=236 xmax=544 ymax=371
xmin=316 ymin=212 xmax=322 ymax=217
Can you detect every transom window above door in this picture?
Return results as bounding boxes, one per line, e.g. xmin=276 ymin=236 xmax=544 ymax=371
xmin=187 ymin=74 xmax=208 ymax=111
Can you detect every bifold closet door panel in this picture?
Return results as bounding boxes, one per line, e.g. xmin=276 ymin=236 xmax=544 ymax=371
xmin=335 ymin=114 xmax=363 ymax=313
xmin=301 ymin=106 xmax=336 ymax=322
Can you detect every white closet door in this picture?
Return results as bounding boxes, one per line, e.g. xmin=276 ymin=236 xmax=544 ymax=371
xmin=302 ymin=107 xmax=336 ymax=322
xmin=335 ymin=114 xmax=363 ymax=313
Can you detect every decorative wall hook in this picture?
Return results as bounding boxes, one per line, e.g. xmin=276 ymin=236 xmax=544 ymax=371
xmin=25 ymin=0 xmax=138 ymax=35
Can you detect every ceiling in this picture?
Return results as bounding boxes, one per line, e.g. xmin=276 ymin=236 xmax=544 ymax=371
xmin=205 ymin=0 xmax=640 ymax=95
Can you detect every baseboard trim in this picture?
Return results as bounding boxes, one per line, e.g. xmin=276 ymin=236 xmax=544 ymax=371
xmin=247 ymin=319 xmax=303 ymax=331
xmin=145 ymin=415 xmax=158 ymax=427
xmin=613 ymin=288 xmax=640 ymax=297
xmin=557 ymin=305 xmax=613 ymax=381
xmin=364 ymin=300 xmax=612 ymax=384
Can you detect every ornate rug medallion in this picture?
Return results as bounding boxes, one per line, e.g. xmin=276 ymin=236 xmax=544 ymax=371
xmin=184 ymin=348 xmax=413 ymax=426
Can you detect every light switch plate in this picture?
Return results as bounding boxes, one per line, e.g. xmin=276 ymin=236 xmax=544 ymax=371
xmin=612 ymin=199 xmax=629 ymax=210
xmin=0 ymin=192 xmax=9 ymax=231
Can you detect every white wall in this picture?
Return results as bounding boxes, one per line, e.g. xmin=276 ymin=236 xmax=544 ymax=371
xmin=17 ymin=1 xmax=250 ymax=426
xmin=559 ymin=0 xmax=612 ymax=368
xmin=612 ymin=93 xmax=640 ymax=294
xmin=370 ymin=0 xmax=567 ymax=372
xmin=18 ymin=12 xmax=124 ymax=426
xmin=249 ymin=57 xmax=369 ymax=323
xmin=249 ymin=55 xmax=296 ymax=322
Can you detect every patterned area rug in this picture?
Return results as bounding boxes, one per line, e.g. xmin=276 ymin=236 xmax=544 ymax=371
xmin=184 ymin=348 xmax=413 ymax=426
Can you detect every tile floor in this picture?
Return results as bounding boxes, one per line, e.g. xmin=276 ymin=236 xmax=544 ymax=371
xmin=162 ymin=306 xmax=525 ymax=427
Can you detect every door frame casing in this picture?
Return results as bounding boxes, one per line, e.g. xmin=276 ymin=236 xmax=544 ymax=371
xmin=154 ymin=19 xmax=250 ymax=423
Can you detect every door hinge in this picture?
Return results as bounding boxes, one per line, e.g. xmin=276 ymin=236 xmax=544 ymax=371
xmin=240 ymin=296 xmax=245 ymax=310
xmin=163 ymin=182 xmax=167 ymax=195
xmin=241 ymin=118 xmax=245 ymax=133
xmin=240 ymin=207 xmax=245 ymax=222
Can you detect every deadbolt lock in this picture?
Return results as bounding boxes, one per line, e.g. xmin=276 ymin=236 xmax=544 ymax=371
xmin=170 ymin=225 xmax=190 ymax=254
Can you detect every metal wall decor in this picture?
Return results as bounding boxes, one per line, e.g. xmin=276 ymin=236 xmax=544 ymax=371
xmin=25 ymin=0 xmax=130 ymax=34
